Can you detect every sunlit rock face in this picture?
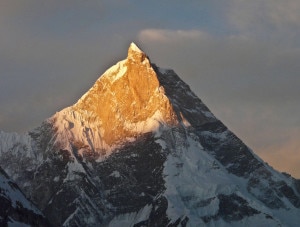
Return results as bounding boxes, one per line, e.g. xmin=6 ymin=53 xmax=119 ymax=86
xmin=55 ymin=43 xmax=177 ymax=150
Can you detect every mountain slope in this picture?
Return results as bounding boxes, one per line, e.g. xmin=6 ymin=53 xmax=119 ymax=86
xmin=0 ymin=166 xmax=49 ymax=226
xmin=0 ymin=42 xmax=299 ymax=226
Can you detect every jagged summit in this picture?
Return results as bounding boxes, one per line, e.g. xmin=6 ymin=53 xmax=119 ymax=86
xmin=128 ymin=42 xmax=143 ymax=54
xmin=56 ymin=42 xmax=177 ymax=148
xmin=127 ymin=42 xmax=150 ymax=63
xmin=120 ymin=42 xmax=148 ymax=64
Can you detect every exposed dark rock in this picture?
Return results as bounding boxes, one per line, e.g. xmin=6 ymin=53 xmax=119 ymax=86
xmin=201 ymin=193 xmax=260 ymax=223
xmin=0 ymin=167 xmax=50 ymax=227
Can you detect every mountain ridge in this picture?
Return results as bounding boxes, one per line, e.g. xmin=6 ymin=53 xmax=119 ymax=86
xmin=0 ymin=42 xmax=299 ymax=226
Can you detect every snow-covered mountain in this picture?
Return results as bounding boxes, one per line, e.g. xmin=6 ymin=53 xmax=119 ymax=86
xmin=0 ymin=165 xmax=49 ymax=226
xmin=0 ymin=42 xmax=300 ymax=226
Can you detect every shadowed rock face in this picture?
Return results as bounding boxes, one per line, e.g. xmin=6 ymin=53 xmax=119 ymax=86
xmin=0 ymin=43 xmax=299 ymax=226
xmin=0 ymin=167 xmax=50 ymax=227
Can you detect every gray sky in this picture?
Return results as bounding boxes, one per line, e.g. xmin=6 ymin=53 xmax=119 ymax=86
xmin=0 ymin=0 xmax=299 ymax=178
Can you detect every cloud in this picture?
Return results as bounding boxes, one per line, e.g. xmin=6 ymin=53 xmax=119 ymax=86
xmin=227 ymin=0 xmax=300 ymax=45
xmin=229 ymin=0 xmax=300 ymax=28
xmin=138 ymin=29 xmax=211 ymax=42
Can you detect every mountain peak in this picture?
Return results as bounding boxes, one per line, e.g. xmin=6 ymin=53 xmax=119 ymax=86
xmin=69 ymin=43 xmax=176 ymax=146
xmin=127 ymin=42 xmax=149 ymax=63
xmin=129 ymin=42 xmax=143 ymax=53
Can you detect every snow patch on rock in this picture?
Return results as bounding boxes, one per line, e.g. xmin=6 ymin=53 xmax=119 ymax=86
xmin=108 ymin=204 xmax=152 ymax=227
